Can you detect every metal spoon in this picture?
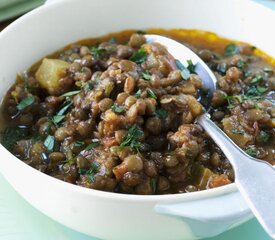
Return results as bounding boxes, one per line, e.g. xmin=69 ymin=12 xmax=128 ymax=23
xmin=145 ymin=34 xmax=275 ymax=238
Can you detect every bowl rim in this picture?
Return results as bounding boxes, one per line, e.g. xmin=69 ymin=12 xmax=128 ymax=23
xmin=0 ymin=0 xmax=238 ymax=203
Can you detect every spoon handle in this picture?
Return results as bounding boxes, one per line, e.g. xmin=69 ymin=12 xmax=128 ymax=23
xmin=198 ymin=113 xmax=275 ymax=238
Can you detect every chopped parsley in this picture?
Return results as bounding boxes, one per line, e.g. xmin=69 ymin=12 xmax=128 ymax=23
xmin=141 ymin=71 xmax=151 ymax=81
xmin=175 ymin=59 xmax=191 ymax=80
xmin=134 ymin=89 xmax=142 ymax=98
xmin=150 ymin=177 xmax=157 ymax=194
xmin=74 ymin=140 xmax=85 ymax=147
xmin=120 ymin=124 xmax=144 ymax=152
xmin=231 ymin=129 xmax=244 ymax=135
xmin=51 ymin=115 xmax=65 ymax=125
xmin=263 ymin=67 xmax=273 ymax=74
xmin=147 ymin=89 xmax=157 ymax=99
xmin=111 ymin=104 xmax=125 ymax=114
xmin=224 ymin=43 xmax=239 ymax=57
xmin=250 ymin=75 xmax=263 ymax=84
xmin=155 ymin=109 xmax=168 ymax=119
xmin=79 ymin=161 xmax=100 ymax=182
xmin=61 ymin=90 xmax=81 ymax=97
xmin=259 ymin=130 xmax=271 ymax=144
xmin=245 ymin=147 xmax=257 ymax=157
xmin=56 ymin=101 xmax=73 ymax=116
xmin=130 ymin=48 xmax=148 ymax=64
xmin=84 ymin=82 xmax=93 ymax=92
xmin=90 ymin=46 xmax=106 ymax=59
xmin=187 ymin=59 xmax=196 ymax=74
xmin=85 ymin=141 xmax=100 ymax=151
xmin=44 ymin=135 xmax=55 ymax=151
xmin=16 ymin=96 xmax=35 ymax=111
xmin=109 ymin=37 xmax=117 ymax=44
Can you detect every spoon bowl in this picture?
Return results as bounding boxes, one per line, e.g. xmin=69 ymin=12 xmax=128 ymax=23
xmin=145 ymin=34 xmax=275 ymax=239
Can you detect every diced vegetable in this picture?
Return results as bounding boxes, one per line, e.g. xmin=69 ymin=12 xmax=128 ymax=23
xmin=35 ymin=58 xmax=70 ymax=94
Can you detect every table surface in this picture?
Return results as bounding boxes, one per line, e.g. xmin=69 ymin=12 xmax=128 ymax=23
xmin=0 ymin=0 xmax=274 ymax=239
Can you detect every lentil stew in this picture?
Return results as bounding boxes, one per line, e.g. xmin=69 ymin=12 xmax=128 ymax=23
xmin=0 ymin=29 xmax=274 ymax=194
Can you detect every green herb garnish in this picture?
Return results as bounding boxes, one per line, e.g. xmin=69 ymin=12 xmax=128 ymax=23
xmin=231 ymin=129 xmax=244 ymax=135
xmin=61 ymin=90 xmax=81 ymax=97
xmin=90 ymin=46 xmax=106 ymax=59
xmin=44 ymin=135 xmax=55 ymax=151
xmin=79 ymin=161 xmax=100 ymax=182
xmin=85 ymin=141 xmax=100 ymax=151
xmin=147 ymin=89 xmax=157 ymax=99
xmin=142 ymin=71 xmax=151 ymax=81
xmin=84 ymin=82 xmax=93 ymax=92
xmin=245 ymin=147 xmax=257 ymax=157
xmin=52 ymin=115 xmax=65 ymax=125
xmin=250 ymin=75 xmax=263 ymax=84
xmin=263 ymin=67 xmax=273 ymax=74
xmin=111 ymin=104 xmax=125 ymax=114
xmin=56 ymin=101 xmax=73 ymax=116
xmin=134 ymin=89 xmax=141 ymax=98
xmin=109 ymin=37 xmax=117 ymax=44
xmin=74 ymin=140 xmax=85 ymax=147
xmin=150 ymin=177 xmax=157 ymax=194
xmin=260 ymin=130 xmax=271 ymax=144
xmin=175 ymin=59 xmax=191 ymax=80
xmin=130 ymin=48 xmax=148 ymax=64
xmin=224 ymin=43 xmax=239 ymax=57
xmin=187 ymin=59 xmax=196 ymax=74
xmin=16 ymin=96 xmax=35 ymax=111
xmin=120 ymin=124 xmax=144 ymax=152
xmin=236 ymin=59 xmax=246 ymax=69
xmin=155 ymin=109 xmax=168 ymax=119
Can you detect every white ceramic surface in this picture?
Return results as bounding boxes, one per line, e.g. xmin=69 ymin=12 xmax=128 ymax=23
xmin=0 ymin=0 xmax=274 ymax=239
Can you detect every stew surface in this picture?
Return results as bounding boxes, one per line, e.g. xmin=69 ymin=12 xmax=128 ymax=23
xmin=1 ymin=29 xmax=274 ymax=194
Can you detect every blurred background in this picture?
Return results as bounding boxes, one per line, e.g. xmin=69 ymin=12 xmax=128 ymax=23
xmin=0 ymin=0 xmax=45 ymax=29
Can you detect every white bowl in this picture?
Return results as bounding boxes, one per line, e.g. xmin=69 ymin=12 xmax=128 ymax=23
xmin=0 ymin=0 xmax=274 ymax=239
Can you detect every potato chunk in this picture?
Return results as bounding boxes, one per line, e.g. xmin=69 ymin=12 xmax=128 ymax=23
xmin=35 ymin=58 xmax=70 ymax=94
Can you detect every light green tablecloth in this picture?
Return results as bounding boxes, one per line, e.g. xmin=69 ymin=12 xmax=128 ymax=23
xmin=0 ymin=0 xmax=45 ymax=22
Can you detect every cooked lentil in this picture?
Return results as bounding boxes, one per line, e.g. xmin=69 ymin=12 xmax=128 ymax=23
xmin=0 ymin=29 xmax=274 ymax=194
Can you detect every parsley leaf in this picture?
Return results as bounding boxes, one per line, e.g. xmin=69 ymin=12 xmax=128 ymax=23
xmin=142 ymin=71 xmax=152 ymax=81
xmin=147 ymin=89 xmax=157 ymax=99
xmin=61 ymin=90 xmax=81 ymax=97
xmin=44 ymin=135 xmax=55 ymax=151
xmin=175 ymin=59 xmax=191 ymax=80
xmin=260 ymin=130 xmax=271 ymax=144
xmin=130 ymin=48 xmax=148 ymax=64
xmin=250 ymin=75 xmax=263 ymax=84
xmin=120 ymin=124 xmax=144 ymax=152
xmin=109 ymin=37 xmax=117 ymax=44
xmin=231 ymin=129 xmax=244 ymax=135
xmin=245 ymin=147 xmax=257 ymax=157
xmin=90 ymin=46 xmax=106 ymax=59
xmin=187 ymin=59 xmax=196 ymax=74
xmin=155 ymin=109 xmax=168 ymax=119
xmin=85 ymin=141 xmax=100 ymax=151
xmin=52 ymin=115 xmax=65 ymax=125
xmin=224 ymin=43 xmax=239 ymax=57
xmin=16 ymin=96 xmax=35 ymax=110
xmin=74 ymin=140 xmax=85 ymax=147
xmin=79 ymin=161 xmax=100 ymax=182
xmin=111 ymin=104 xmax=125 ymax=114
xmin=150 ymin=177 xmax=157 ymax=194
xmin=134 ymin=89 xmax=142 ymax=98
xmin=56 ymin=101 xmax=72 ymax=116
